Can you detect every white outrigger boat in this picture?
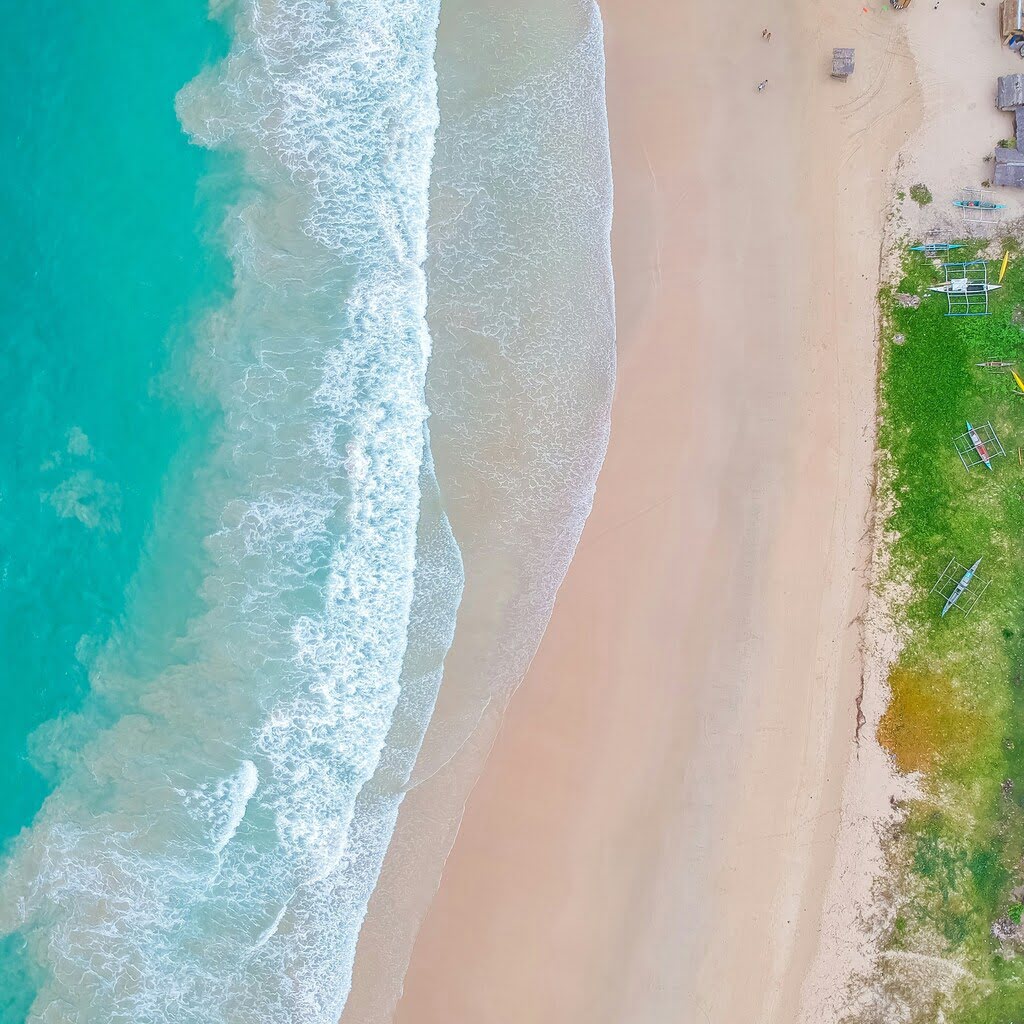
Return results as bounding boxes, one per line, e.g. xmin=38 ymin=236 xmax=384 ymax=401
xmin=929 ymin=278 xmax=1001 ymax=295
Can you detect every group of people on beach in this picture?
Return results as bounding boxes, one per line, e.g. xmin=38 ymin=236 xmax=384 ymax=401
xmin=758 ymin=29 xmax=771 ymax=91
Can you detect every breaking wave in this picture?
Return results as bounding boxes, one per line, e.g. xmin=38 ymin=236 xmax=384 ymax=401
xmin=0 ymin=2 xmax=458 ymax=1022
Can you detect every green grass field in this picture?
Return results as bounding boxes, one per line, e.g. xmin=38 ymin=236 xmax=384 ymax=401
xmin=876 ymin=238 xmax=1024 ymax=1021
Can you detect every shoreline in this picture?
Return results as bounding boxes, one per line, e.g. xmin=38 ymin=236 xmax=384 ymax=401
xmin=387 ymin=1 xmax=922 ymax=1021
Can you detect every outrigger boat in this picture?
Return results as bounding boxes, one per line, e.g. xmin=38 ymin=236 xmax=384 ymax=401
xmin=1012 ymin=369 xmax=1024 ymax=395
xmin=976 ymin=360 xmax=1016 ymax=368
xmin=909 ymin=242 xmax=961 ymax=252
xmin=953 ymin=198 xmax=1006 ymax=210
xmin=966 ymin=421 xmax=993 ymax=469
xmin=942 ymin=558 xmax=982 ymax=617
xmin=929 ymin=278 xmax=1001 ymax=295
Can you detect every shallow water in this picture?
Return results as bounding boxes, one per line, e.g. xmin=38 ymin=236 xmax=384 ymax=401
xmin=0 ymin=1 xmax=614 ymax=1020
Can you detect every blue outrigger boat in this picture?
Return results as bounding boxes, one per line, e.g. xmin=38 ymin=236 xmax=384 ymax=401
xmin=909 ymin=242 xmax=961 ymax=252
xmin=953 ymin=198 xmax=1005 ymax=210
xmin=942 ymin=558 xmax=982 ymax=616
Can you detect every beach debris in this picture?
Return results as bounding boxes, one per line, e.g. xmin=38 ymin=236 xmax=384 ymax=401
xmin=953 ymin=420 xmax=1005 ymax=471
xmin=933 ymin=260 xmax=998 ymax=315
xmin=893 ymin=333 xmax=906 ymax=345
xmin=931 ymin=557 xmax=990 ymax=617
xmin=1004 ymin=777 xmax=1015 ymax=797
xmin=831 ymin=48 xmax=855 ymax=80
xmin=890 ymin=0 xmax=912 ymax=8
xmin=896 ymin=292 xmax=921 ymax=308
xmin=992 ymin=915 xmax=1024 ymax=947
xmin=757 ymin=79 xmax=769 ymax=91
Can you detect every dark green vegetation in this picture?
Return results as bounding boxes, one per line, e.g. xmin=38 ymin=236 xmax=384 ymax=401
xmin=909 ymin=183 xmax=934 ymax=206
xmin=877 ymin=239 xmax=1024 ymax=1021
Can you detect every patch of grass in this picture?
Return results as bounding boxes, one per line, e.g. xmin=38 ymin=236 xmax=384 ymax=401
xmin=1000 ymin=138 xmax=1019 ymax=150
xmin=909 ymin=183 xmax=933 ymax=206
xmin=878 ymin=667 xmax=996 ymax=776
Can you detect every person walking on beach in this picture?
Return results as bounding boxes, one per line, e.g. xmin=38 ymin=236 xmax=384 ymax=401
xmin=757 ymin=79 xmax=768 ymax=91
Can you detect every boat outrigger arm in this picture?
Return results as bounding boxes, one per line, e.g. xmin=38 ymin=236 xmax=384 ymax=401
xmin=942 ymin=558 xmax=982 ymax=617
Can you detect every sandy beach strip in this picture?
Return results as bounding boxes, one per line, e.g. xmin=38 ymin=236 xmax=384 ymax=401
xmin=388 ymin=1 xmax=921 ymax=1022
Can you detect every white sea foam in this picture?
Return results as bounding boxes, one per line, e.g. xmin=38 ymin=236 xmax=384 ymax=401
xmin=341 ymin=4 xmax=616 ymax=1019
xmin=0 ymin=2 xmax=453 ymax=1021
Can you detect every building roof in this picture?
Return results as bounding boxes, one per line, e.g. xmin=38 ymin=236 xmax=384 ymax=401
xmin=998 ymin=73 xmax=1024 ymax=110
xmin=994 ymin=145 xmax=1024 ymax=187
xmin=1003 ymin=0 xmax=1024 ymax=41
xmin=832 ymin=47 xmax=854 ymax=77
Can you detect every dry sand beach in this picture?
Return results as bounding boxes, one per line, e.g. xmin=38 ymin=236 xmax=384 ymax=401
xmin=379 ymin=3 xmax=1024 ymax=1024
xmin=390 ymin=1 xmax=919 ymax=1021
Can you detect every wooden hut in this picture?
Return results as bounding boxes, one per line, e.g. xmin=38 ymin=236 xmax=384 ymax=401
xmin=831 ymin=48 xmax=855 ymax=80
xmin=1003 ymin=0 xmax=1024 ymax=44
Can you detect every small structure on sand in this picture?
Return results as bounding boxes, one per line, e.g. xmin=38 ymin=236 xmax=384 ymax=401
xmin=1002 ymin=1 xmax=1024 ymax=49
xmin=995 ymin=146 xmax=1024 ymax=188
xmin=932 ymin=260 xmax=998 ymax=315
xmin=890 ymin=0 xmax=911 ymax=8
xmin=932 ymin=558 xmax=990 ymax=617
xmin=831 ymin=48 xmax=855 ymax=80
xmin=995 ymin=76 xmax=1024 ymax=185
xmin=952 ymin=420 xmax=1005 ymax=470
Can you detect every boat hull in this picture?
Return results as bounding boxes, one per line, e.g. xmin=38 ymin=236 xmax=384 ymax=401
xmin=942 ymin=558 xmax=982 ymax=616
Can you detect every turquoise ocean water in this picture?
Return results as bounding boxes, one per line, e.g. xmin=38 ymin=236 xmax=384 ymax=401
xmin=0 ymin=2 xmax=614 ymax=1022
xmin=0 ymin=5 xmax=231 ymax=1018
